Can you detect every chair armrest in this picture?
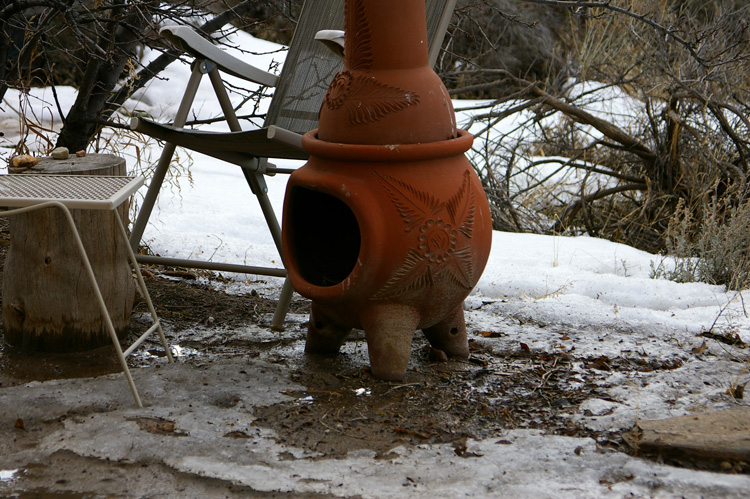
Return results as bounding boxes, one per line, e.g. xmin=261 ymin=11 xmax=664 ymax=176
xmin=314 ymin=30 xmax=345 ymax=57
xmin=129 ymin=117 xmax=309 ymax=161
xmin=160 ymin=25 xmax=279 ymax=87
xmin=267 ymin=125 xmax=304 ymax=150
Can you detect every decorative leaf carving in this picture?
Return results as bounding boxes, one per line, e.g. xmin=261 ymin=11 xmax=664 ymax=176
xmin=343 ymin=76 xmax=419 ymax=125
xmin=330 ymin=1 xmax=419 ymax=125
xmin=436 ymin=246 xmax=474 ymax=289
xmin=324 ymin=71 xmax=353 ymax=110
xmin=345 ymin=0 xmax=373 ymax=71
xmin=375 ymin=172 xmax=439 ymax=232
xmin=372 ymin=249 xmax=432 ymax=299
xmin=372 ymin=169 xmax=480 ymax=300
xmin=445 ymin=170 xmax=475 ymax=238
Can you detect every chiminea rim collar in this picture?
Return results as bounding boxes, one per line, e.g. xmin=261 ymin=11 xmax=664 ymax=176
xmin=301 ymin=129 xmax=473 ymax=162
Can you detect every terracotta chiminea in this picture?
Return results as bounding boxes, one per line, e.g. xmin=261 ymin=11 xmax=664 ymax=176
xmin=281 ymin=0 xmax=492 ymax=381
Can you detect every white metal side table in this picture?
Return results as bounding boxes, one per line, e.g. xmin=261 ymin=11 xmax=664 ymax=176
xmin=0 ymin=174 xmax=173 ymax=407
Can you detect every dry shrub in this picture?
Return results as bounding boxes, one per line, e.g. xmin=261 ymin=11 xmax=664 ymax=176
xmin=652 ymin=196 xmax=750 ymax=290
xmin=458 ymin=0 xmax=750 ymax=269
xmin=441 ymin=0 xmax=574 ymax=96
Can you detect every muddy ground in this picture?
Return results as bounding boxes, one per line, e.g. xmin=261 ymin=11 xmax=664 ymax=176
xmin=0 ymin=269 xmax=616 ymax=457
xmin=0 ymin=217 xmax=747 ymax=497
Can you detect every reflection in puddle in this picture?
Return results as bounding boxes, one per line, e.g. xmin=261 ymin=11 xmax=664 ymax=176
xmin=0 ymin=469 xmax=19 ymax=482
xmin=169 ymin=344 xmax=201 ymax=358
xmin=0 ymin=343 xmax=121 ymax=384
xmin=132 ymin=344 xmax=201 ymax=362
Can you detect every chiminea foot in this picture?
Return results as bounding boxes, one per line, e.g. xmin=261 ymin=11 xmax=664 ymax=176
xmin=305 ymin=303 xmax=352 ymax=355
xmin=422 ymin=305 xmax=470 ymax=359
xmin=362 ymin=304 xmax=419 ymax=381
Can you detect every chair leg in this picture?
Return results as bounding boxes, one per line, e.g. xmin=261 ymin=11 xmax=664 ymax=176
xmin=129 ymin=64 xmax=206 ymax=252
xmin=246 ymin=171 xmax=295 ymax=329
xmin=271 ymin=278 xmax=294 ymax=331
xmin=130 ymin=62 xmax=297 ymax=330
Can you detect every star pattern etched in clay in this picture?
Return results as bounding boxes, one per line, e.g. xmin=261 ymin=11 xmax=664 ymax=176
xmin=372 ymin=170 xmax=477 ymax=299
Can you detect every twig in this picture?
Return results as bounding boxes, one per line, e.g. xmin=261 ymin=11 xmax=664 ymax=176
xmin=383 ymin=383 xmax=422 ymax=397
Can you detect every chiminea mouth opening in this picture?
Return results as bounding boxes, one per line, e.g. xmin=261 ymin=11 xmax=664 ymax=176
xmin=287 ymin=186 xmax=361 ymax=287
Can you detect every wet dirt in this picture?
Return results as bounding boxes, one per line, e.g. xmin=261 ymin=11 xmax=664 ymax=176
xmin=0 ymin=216 xmax=745 ymax=498
xmin=137 ymin=274 xmax=621 ymax=461
xmin=0 ymin=217 xmax=612 ymax=455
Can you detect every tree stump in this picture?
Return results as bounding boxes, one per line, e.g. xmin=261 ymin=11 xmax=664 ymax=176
xmin=2 ymin=154 xmax=136 ymax=352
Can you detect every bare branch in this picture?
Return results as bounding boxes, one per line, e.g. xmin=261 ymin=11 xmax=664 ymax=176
xmin=553 ymin=183 xmax=649 ymax=232
xmin=521 ymin=0 xmax=706 ymax=64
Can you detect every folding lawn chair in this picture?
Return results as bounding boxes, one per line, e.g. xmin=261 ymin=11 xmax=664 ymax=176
xmin=128 ymin=0 xmax=457 ymax=330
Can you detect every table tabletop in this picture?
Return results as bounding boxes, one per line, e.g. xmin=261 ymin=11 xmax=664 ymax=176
xmin=0 ymin=175 xmax=143 ymax=210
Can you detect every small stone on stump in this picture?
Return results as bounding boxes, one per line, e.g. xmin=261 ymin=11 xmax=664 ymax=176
xmin=9 ymin=154 xmax=38 ymax=171
xmin=51 ymin=147 xmax=70 ymax=160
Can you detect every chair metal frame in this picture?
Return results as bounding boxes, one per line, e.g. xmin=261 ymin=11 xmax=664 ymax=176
xmin=0 ymin=174 xmax=173 ymax=408
xmin=128 ymin=0 xmax=458 ymax=330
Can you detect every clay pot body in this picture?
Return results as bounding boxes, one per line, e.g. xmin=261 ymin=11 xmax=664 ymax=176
xmin=281 ymin=0 xmax=492 ymax=380
xmin=283 ymin=131 xmax=492 ymax=380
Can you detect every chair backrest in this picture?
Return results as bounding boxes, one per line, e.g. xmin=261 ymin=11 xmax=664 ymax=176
xmin=265 ymin=0 xmax=457 ymax=135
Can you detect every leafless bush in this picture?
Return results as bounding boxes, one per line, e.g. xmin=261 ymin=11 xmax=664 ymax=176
xmin=450 ymin=0 xmax=750 ymax=277
xmin=0 ymin=0 xmax=285 ymax=154
xmin=440 ymin=0 xmax=573 ymax=96
xmin=651 ymin=195 xmax=750 ymax=290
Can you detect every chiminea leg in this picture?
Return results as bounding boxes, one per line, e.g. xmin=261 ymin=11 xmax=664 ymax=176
xmin=305 ymin=302 xmax=352 ymax=355
xmin=422 ymin=305 xmax=470 ymax=359
xmin=362 ymin=304 xmax=420 ymax=381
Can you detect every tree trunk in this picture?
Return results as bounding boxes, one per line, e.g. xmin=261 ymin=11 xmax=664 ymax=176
xmin=2 ymin=154 xmax=136 ymax=352
xmin=56 ymin=4 xmax=150 ymax=152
